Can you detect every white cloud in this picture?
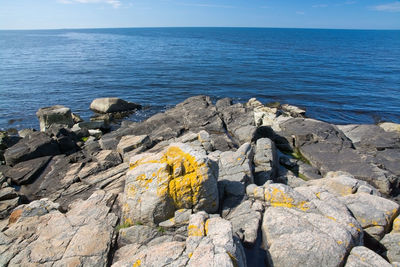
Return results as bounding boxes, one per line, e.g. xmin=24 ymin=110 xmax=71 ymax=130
xmin=372 ymin=2 xmax=400 ymax=12
xmin=58 ymin=0 xmax=121 ymax=8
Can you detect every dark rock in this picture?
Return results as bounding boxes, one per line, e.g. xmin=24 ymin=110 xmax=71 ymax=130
xmin=278 ymin=118 xmax=394 ymax=194
xmin=216 ymin=97 xmax=233 ymax=110
xmin=90 ymin=97 xmax=142 ymax=114
xmin=4 ymin=156 xmax=52 ymax=185
xmin=4 ymin=132 xmax=60 ymax=166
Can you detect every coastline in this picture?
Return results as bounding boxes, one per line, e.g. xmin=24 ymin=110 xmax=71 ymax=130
xmin=1 ymin=95 xmax=399 ymax=266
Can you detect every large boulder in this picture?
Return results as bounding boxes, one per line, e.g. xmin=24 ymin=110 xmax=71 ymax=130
xmin=253 ymin=138 xmax=278 ymax=185
xmin=36 ymin=105 xmax=74 ymax=132
xmin=4 ymin=156 xmax=52 ymax=185
xmin=3 ymin=132 xmax=60 ymax=166
xmin=122 ymin=143 xmax=219 ymax=225
xmin=90 ymin=97 xmax=142 ymax=114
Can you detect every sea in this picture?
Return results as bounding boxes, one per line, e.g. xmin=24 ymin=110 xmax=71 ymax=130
xmin=0 ymin=27 xmax=399 ymax=131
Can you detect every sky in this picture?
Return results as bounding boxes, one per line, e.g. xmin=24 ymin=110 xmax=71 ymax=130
xmin=0 ymin=0 xmax=399 ymax=30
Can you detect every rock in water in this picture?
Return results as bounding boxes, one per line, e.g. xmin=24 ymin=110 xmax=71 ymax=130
xmin=36 ymin=105 xmax=74 ymax=132
xmin=90 ymin=97 xmax=142 ymax=114
xmin=122 ymin=143 xmax=219 ymax=225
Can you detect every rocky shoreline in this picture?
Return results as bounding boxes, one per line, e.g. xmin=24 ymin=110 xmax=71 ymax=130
xmin=0 ymin=95 xmax=400 ymax=266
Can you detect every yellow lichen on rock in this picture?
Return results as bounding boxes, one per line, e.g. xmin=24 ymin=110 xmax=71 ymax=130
xmin=264 ymin=187 xmax=309 ymax=211
xmin=392 ymin=217 xmax=400 ymax=233
xmin=188 ymin=223 xmax=205 ymax=237
xmin=132 ymin=259 xmax=141 ymax=267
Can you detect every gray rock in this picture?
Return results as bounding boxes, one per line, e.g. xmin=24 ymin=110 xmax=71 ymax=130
xmin=345 ymin=246 xmax=391 ymax=267
xmin=253 ymin=138 xmax=278 ymax=185
xmin=224 ymin=200 xmax=262 ymax=247
xmin=340 ymin=193 xmax=399 ymax=240
xmin=218 ymin=143 xmax=254 ymax=197
xmin=381 ymin=233 xmax=400 ymax=263
xmin=4 ymin=132 xmax=60 ymax=166
xmin=262 ymin=206 xmax=358 ymax=267
xmin=90 ymin=97 xmax=142 ymax=113
xmin=0 ymin=196 xmax=20 ymax=220
xmin=36 ymin=105 xmax=74 ymax=132
xmin=118 ymin=225 xmax=160 ymax=246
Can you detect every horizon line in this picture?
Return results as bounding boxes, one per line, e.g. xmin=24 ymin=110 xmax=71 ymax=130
xmin=0 ymin=26 xmax=399 ymax=31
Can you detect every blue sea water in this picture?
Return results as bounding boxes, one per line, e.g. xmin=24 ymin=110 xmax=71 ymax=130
xmin=0 ymin=27 xmax=399 ymax=130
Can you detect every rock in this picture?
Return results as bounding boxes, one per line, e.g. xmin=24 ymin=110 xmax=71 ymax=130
xmin=340 ymin=193 xmax=399 ymax=240
xmin=187 ymin=216 xmax=247 ymax=267
xmin=0 ymin=196 xmax=20 ymax=219
xmin=95 ymin=150 xmax=122 ymax=169
xmin=18 ymin=129 xmax=36 ymax=138
xmin=36 ymin=105 xmax=74 ymax=132
xmin=345 ymin=246 xmax=391 ymax=267
xmin=224 ymin=199 xmax=262 ymax=247
xmin=215 ymin=97 xmax=233 ymax=110
xmin=0 ymin=190 xmax=117 ymax=266
xmin=281 ymin=104 xmax=306 ymax=117
xmin=248 ymin=183 xmax=311 ymax=211
xmin=0 ymin=186 xmax=18 ymax=201
xmin=88 ymin=129 xmax=103 ymax=139
xmin=122 ymin=143 xmax=219 ymax=225
xmin=74 ymin=120 xmax=110 ymax=131
xmin=112 ymin=241 xmax=187 ymax=267
xmin=118 ymin=224 xmax=160 ymax=246
xmin=71 ymin=112 xmax=83 ymax=123
xmin=253 ymin=138 xmax=278 ymax=185
xmin=379 ymin=122 xmax=400 ymax=133
xmin=218 ymin=143 xmax=254 ymax=197
xmin=90 ymin=97 xmax=142 ymax=114
xmin=116 ymin=135 xmax=150 ymax=155
xmin=381 ymin=233 xmax=400 ymax=263
xmin=4 ymin=132 xmax=60 ymax=166
xmin=392 ymin=215 xmax=400 ymax=233
xmin=279 ymin=118 xmax=394 ymax=194
xmin=4 ymin=156 xmax=52 ymax=185
xmin=262 ymin=206 xmax=358 ymax=267
xmin=306 ymin=171 xmax=380 ymax=197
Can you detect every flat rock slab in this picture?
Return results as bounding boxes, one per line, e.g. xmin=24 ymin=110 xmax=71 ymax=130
xmin=4 ymin=156 xmax=52 ymax=185
xmin=278 ymin=118 xmax=394 ymax=194
xmin=4 ymin=132 xmax=60 ymax=166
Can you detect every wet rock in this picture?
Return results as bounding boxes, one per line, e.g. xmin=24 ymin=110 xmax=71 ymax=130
xmin=122 ymin=143 xmax=219 ymax=225
xmin=4 ymin=131 xmax=60 ymax=166
xmin=18 ymin=129 xmax=36 ymax=138
xmin=345 ymin=246 xmax=391 ymax=267
xmin=90 ymin=97 xmax=142 ymax=114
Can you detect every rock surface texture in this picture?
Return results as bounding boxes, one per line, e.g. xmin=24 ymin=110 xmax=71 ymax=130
xmin=1 ymin=95 xmax=399 ymax=267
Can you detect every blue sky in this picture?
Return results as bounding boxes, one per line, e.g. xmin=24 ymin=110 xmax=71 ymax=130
xmin=0 ymin=0 xmax=399 ymax=30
